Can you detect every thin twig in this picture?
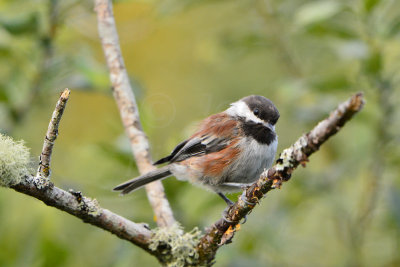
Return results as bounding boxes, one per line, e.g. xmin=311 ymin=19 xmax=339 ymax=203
xmin=37 ymin=88 xmax=70 ymax=179
xmin=196 ymin=93 xmax=365 ymax=265
xmin=94 ymin=0 xmax=175 ymax=228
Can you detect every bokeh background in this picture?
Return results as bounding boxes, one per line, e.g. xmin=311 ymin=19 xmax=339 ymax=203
xmin=0 ymin=0 xmax=399 ymax=266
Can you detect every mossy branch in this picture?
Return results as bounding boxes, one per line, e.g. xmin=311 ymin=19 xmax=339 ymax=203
xmin=0 ymin=134 xmax=32 ymax=187
xmin=0 ymin=90 xmax=157 ymax=257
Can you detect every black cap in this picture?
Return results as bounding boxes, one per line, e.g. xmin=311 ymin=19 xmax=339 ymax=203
xmin=242 ymin=95 xmax=280 ymax=125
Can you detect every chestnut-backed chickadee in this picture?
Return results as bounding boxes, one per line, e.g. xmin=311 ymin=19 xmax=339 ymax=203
xmin=114 ymin=95 xmax=280 ymax=205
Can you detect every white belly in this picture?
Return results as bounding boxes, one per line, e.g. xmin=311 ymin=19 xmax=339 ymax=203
xmin=224 ymin=137 xmax=277 ymax=184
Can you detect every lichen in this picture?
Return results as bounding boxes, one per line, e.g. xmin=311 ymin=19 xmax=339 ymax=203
xmin=80 ymin=196 xmax=101 ymax=216
xmin=149 ymin=223 xmax=203 ymax=267
xmin=68 ymin=189 xmax=101 ymax=216
xmin=275 ymin=148 xmax=294 ymax=171
xmin=0 ymin=133 xmax=32 ymax=187
xmin=31 ymin=175 xmax=52 ymax=189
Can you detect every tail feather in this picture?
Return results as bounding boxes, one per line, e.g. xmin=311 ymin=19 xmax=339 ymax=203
xmin=153 ymin=156 xmax=172 ymax=165
xmin=113 ymin=167 xmax=172 ymax=195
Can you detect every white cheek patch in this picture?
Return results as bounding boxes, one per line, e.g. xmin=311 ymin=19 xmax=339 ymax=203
xmin=226 ymin=101 xmax=264 ymax=124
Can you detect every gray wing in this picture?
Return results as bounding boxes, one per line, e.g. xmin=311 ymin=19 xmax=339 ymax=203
xmin=154 ymin=136 xmax=229 ymax=165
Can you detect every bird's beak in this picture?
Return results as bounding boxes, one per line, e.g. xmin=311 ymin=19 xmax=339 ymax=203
xmin=265 ymin=122 xmax=275 ymax=132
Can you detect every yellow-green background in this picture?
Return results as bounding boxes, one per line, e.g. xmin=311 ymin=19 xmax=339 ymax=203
xmin=0 ymin=0 xmax=399 ymax=266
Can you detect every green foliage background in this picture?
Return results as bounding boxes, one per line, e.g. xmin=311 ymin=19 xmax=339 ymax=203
xmin=0 ymin=0 xmax=399 ymax=266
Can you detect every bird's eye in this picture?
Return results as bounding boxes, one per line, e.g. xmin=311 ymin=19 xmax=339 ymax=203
xmin=253 ymin=108 xmax=259 ymax=116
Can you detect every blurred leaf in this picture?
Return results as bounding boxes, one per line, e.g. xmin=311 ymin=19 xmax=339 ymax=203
xmin=388 ymin=188 xmax=400 ymax=227
xmin=74 ymin=56 xmax=110 ymax=89
xmin=336 ymin=40 xmax=368 ymax=59
xmin=221 ymin=33 xmax=270 ymax=53
xmin=158 ymin=0 xmax=228 ymax=15
xmin=295 ymin=1 xmax=342 ymax=28
xmin=0 ymin=13 xmax=39 ymax=35
xmin=0 ymin=85 xmax=9 ymax=102
xmin=305 ymin=22 xmax=358 ymax=39
xmin=40 ymin=238 xmax=68 ymax=267
xmin=363 ymin=0 xmax=381 ymax=13
xmin=387 ymin=19 xmax=400 ymax=37
xmin=97 ymin=143 xmax=134 ymax=166
xmin=362 ymin=50 xmax=382 ymax=76
xmin=311 ymin=75 xmax=352 ymax=92
xmin=0 ymin=27 xmax=12 ymax=48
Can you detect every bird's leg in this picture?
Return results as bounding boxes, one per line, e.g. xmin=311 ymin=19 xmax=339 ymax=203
xmin=218 ymin=192 xmax=234 ymax=206
xmin=218 ymin=192 xmax=239 ymax=224
xmin=218 ymin=191 xmax=256 ymax=224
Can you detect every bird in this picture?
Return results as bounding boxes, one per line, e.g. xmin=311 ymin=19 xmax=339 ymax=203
xmin=113 ymin=95 xmax=280 ymax=206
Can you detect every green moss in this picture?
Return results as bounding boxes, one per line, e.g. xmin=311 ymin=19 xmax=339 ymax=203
xmin=0 ymin=133 xmax=32 ymax=187
xmin=149 ymin=223 xmax=202 ymax=267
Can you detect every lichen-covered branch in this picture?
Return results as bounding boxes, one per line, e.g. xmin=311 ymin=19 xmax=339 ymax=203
xmin=1 ymin=132 xmax=157 ymax=257
xmin=196 ymin=93 xmax=365 ymax=265
xmin=94 ymin=0 xmax=175 ymax=228
xmin=37 ymin=88 xmax=70 ymax=179
xmin=1 ymin=89 xmax=155 ymax=255
xmin=9 ymin=176 xmax=154 ymax=252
